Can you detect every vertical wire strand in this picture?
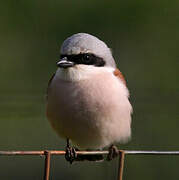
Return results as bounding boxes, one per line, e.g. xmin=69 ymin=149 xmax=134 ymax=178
xmin=117 ymin=151 xmax=125 ymax=180
xmin=44 ymin=151 xmax=51 ymax=180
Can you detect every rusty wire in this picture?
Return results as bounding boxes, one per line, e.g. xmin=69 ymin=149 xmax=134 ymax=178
xmin=0 ymin=150 xmax=179 ymax=180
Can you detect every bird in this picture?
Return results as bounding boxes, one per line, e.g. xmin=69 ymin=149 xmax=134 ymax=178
xmin=46 ymin=33 xmax=132 ymax=163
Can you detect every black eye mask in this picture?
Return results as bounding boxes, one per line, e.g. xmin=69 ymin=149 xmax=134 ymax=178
xmin=60 ymin=53 xmax=105 ymax=67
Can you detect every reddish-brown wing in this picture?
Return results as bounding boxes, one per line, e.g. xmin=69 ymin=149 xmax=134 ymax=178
xmin=46 ymin=73 xmax=55 ymax=100
xmin=113 ymin=69 xmax=126 ymax=86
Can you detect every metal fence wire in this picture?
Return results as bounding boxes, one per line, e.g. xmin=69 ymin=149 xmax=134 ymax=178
xmin=1 ymin=150 xmax=179 ymax=180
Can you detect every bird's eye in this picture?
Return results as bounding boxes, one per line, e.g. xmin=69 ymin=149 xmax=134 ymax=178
xmin=84 ymin=54 xmax=90 ymax=60
xmin=82 ymin=54 xmax=92 ymax=64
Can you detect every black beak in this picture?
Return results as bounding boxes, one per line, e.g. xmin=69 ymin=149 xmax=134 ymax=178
xmin=57 ymin=57 xmax=75 ymax=68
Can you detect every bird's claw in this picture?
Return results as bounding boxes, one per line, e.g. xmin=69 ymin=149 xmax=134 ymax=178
xmin=107 ymin=145 xmax=119 ymax=161
xmin=65 ymin=146 xmax=77 ymax=164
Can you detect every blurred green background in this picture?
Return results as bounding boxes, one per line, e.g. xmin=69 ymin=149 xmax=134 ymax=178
xmin=0 ymin=0 xmax=179 ymax=179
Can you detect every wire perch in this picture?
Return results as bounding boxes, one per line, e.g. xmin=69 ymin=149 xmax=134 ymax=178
xmin=0 ymin=150 xmax=179 ymax=180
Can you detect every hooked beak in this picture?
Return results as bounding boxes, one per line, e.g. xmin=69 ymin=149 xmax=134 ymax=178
xmin=57 ymin=57 xmax=75 ymax=68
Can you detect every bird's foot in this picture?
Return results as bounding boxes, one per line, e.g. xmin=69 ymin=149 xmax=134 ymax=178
xmin=65 ymin=139 xmax=104 ymax=163
xmin=65 ymin=146 xmax=77 ymax=164
xmin=107 ymin=145 xmax=119 ymax=161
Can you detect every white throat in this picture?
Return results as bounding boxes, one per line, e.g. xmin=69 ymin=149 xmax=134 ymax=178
xmin=56 ymin=65 xmax=115 ymax=82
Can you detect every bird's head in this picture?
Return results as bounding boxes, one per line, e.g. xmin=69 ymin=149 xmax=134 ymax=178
xmin=56 ymin=33 xmax=116 ymax=81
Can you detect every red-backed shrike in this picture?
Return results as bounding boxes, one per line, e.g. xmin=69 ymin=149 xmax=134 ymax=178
xmin=46 ymin=33 xmax=132 ymax=162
